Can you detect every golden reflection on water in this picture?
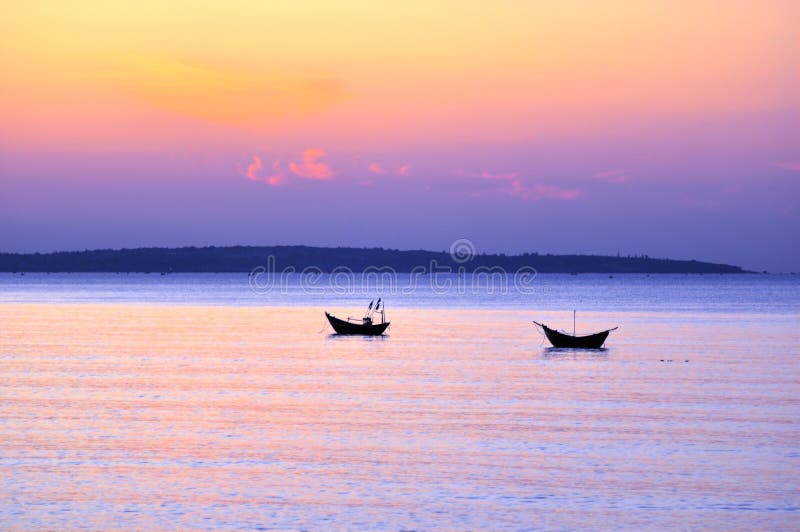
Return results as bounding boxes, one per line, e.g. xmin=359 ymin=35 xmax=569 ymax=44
xmin=1 ymin=304 xmax=798 ymax=529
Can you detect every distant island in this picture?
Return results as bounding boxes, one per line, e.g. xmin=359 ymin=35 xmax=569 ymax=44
xmin=0 ymin=246 xmax=747 ymax=274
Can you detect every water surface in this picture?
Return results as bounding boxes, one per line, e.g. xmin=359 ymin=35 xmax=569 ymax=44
xmin=1 ymin=275 xmax=798 ymax=529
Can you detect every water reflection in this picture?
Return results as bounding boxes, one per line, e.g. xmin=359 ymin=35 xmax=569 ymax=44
xmin=326 ymin=333 xmax=390 ymax=341
xmin=543 ymin=347 xmax=610 ymax=359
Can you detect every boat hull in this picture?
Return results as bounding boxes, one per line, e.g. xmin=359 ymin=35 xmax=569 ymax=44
xmin=536 ymin=322 xmax=612 ymax=349
xmin=326 ymin=312 xmax=390 ymax=335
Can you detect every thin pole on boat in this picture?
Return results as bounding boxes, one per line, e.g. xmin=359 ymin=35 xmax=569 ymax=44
xmin=573 ymin=309 xmax=576 ymax=336
xmin=370 ymin=298 xmax=381 ymax=319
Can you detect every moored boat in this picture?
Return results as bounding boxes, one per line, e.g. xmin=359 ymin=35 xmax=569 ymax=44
xmin=533 ymin=312 xmax=617 ymax=348
xmin=325 ymin=299 xmax=390 ymax=335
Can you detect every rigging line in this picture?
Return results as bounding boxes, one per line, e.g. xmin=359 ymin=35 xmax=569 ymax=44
xmin=533 ymin=322 xmax=546 ymax=346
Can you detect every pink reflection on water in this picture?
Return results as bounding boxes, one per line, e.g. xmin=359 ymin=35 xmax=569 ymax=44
xmin=1 ymin=304 xmax=798 ymax=529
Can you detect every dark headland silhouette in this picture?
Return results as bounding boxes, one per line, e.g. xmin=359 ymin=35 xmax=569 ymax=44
xmin=0 ymin=246 xmax=747 ymax=273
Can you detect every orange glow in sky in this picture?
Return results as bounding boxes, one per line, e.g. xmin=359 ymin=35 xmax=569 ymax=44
xmin=1 ymin=1 xmax=798 ymax=270
xmin=1 ymin=1 xmax=797 ymax=151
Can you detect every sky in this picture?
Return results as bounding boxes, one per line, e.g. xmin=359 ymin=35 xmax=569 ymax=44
xmin=1 ymin=1 xmax=798 ymax=271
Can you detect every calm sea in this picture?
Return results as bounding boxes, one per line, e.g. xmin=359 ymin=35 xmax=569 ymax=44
xmin=1 ymin=273 xmax=798 ymax=530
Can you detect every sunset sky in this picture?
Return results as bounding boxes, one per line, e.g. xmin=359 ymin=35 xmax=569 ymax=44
xmin=1 ymin=1 xmax=798 ymax=270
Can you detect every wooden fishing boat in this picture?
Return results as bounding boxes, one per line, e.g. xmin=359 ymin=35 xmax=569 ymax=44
xmin=325 ymin=299 xmax=390 ymax=335
xmin=532 ymin=312 xmax=617 ymax=348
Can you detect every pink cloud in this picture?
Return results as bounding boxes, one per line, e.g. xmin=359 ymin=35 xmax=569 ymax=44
xmin=481 ymin=170 xmax=520 ymax=180
xmin=290 ymin=148 xmax=334 ymax=180
xmin=452 ymin=169 xmax=520 ymax=180
xmin=593 ymin=169 xmax=630 ymax=184
xmin=244 ymin=155 xmax=263 ymax=181
xmin=775 ymin=161 xmax=800 ymax=172
xmin=397 ymin=163 xmax=410 ymax=176
xmin=453 ymin=168 xmax=582 ymax=201
xmin=510 ymin=179 xmax=583 ymax=201
xmin=241 ymin=155 xmax=285 ymax=185
xmin=470 ymin=178 xmax=583 ymax=201
xmin=266 ymin=159 xmax=285 ymax=186
xmin=368 ymin=162 xmax=387 ymax=175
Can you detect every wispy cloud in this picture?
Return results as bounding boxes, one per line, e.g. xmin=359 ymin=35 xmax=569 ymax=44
xmin=510 ymin=180 xmax=583 ymax=201
xmin=593 ymin=169 xmax=630 ymax=184
xmin=245 ymin=155 xmax=262 ymax=181
xmin=775 ymin=161 xmax=800 ymax=172
xmin=290 ymin=148 xmax=334 ymax=180
xmin=454 ymin=168 xmax=581 ymax=201
xmin=452 ymin=169 xmax=519 ymax=180
xmin=480 ymin=170 xmax=520 ymax=180
xmin=470 ymin=178 xmax=583 ymax=202
xmin=266 ymin=159 xmax=285 ymax=186
xmin=367 ymin=161 xmax=410 ymax=176
xmin=241 ymin=155 xmax=285 ymax=185
xmin=368 ymin=162 xmax=387 ymax=175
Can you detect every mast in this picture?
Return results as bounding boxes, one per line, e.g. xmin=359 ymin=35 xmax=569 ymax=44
xmin=573 ymin=309 xmax=576 ymax=336
xmin=371 ymin=298 xmax=381 ymax=319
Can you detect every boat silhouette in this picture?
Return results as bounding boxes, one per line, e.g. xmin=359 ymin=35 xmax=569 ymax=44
xmin=533 ymin=311 xmax=617 ymax=349
xmin=326 ymin=299 xmax=390 ymax=336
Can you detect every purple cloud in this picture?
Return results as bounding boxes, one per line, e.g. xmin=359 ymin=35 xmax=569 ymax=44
xmin=511 ymin=180 xmax=583 ymax=201
xmin=775 ymin=161 xmax=800 ymax=172
xmin=593 ymin=169 xmax=630 ymax=184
